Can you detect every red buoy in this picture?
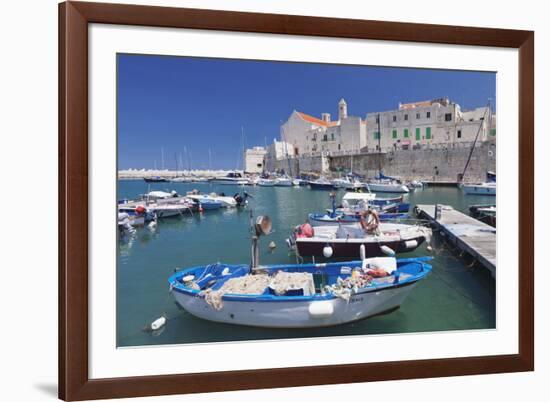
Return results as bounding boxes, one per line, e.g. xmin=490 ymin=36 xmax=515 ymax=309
xmin=135 ymin=205 xmax=146 ymax=214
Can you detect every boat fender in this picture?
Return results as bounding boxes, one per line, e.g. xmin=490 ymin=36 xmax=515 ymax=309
xmin=221 ymin=268 xmax=230 ymax=276
xmin=405 ymin=240 xmax=418 ymax=249
xmin=268 ymin=241 xmax=276 ymax=250
xmin=308 ymin=301 xmax=334 ymax=318
xmin=380 ymin=245 xmax=395 ymax=256
xmin=182 ymin=275 xmax=195 ymax=283
xmin=151 ymin=316 xmax=166 ymax=331
xmin=359 ymin=244 xmax=366 ymax=260
xmin=323 ymin=245 xmax=333 ymax=258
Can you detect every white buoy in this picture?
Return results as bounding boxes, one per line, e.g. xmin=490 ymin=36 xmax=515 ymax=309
xmin=182 ymin=275 xmax=195 ymax=283
xmin=323 ymin=245 xmax=333 ymax=258
xmin=308 ymin=301 xmax=334 ymax=318
xmin=380 ymin=245 xmax=395 ymax=256
xmin=359 ymin=244 xmax=366 ymax=260
xmin=404 ymin=240 xmax=418 ymax=249
xmin=151 ymin=316 xmax=166 ymax=331
xmin=268 ymin=241 xmax=276 ymax=250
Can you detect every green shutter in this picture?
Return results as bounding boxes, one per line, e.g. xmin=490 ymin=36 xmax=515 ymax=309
xmin=426 ymin=127 xmax=432 ymax=139
xmin=415 ymin=128 xmax=420 ymax=140
xmin=490 ymin=128 xmax=496 ymax=136
xmin=404 ymin=128 xmax=409 ymax=138
xmin=392 ymin=129 xmax=397 ymax=139
xmin=374 ymin=131 xmax=380 ymax=140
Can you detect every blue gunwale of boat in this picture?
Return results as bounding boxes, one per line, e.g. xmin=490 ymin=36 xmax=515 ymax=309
xmin=168 ymin=258 xmax=432 ymax=303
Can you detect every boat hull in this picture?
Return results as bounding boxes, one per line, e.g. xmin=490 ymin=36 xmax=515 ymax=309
xmin=171 ymin=281 xmax=419 ymax=328
xmin=309 ymin=213 xmax=409 ymax=226
xmin=462 ymin=184 xmax=496 ymax=195
xmin=309 ymin=182 xmax=334 ymax=190
xmin=295 ymin=236 xmax=425 ymax=258
xmin=366 ymin=183 xmax=409 ymax=193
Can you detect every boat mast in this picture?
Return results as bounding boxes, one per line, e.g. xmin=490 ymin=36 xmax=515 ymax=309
xmin=161 ymin=147 xmax=165 ymax=171
xmin=377 ymin=113 xmax=382 ymax=174
xmin=461 ymin=100 xmax=490 ymax=181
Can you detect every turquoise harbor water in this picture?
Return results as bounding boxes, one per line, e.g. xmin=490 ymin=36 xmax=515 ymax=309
xmin=117 ymin=181 xmax=496 ymax=347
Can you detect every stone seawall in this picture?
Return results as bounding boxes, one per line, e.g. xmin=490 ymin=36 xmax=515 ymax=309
xmin=276 ymin=142 xmax=496 ymax=182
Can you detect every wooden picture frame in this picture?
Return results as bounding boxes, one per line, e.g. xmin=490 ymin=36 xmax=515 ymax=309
xmin=59 ymin=1 xmax=534 ymax=400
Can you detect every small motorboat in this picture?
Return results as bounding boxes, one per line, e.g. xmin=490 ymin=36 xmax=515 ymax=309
xmin=186 ymin=191 xmax=238 ymax=208
xmin=369 ymin=196 xmax=410 ymax=213
xmin=196 ymin=198 xmax=223 ymax=210
xmin=462 ymin=171 xmax=496 ymax=196
xmin=308 ymin=177 xmax=334 ymax=190
xmin=257 ymin=178 xmax=276 ymax=187
xmin=288 ymin=222 xmax=431 ymax=259
xmin=210 ymin=171 xmax=249 ymax=185
xmin=171 ymin=176 xmax=193 ymax=183
xmin=366 ymin=172 xmax=409 ymax=193
xmin=143 ymin=176 xmax=168 ymax=183
xmin=168 ymin=214 xmax=432 ymax=328
xmin=274 ymin=177 xmax=293 ymax=187
xmin=462 ymin=182 xmax=496 ymax=196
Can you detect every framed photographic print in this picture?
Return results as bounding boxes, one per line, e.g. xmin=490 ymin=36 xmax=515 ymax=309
xmin=59 ymin=1 xmax=534 ymax=400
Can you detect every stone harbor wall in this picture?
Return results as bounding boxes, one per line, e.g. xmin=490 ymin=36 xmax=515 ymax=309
xmin=278 ymin=141 xmax=496 ymax=182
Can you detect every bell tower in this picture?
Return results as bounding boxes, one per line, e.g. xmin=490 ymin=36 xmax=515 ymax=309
xmin=338 ymin=98 xmax=348 ymax=120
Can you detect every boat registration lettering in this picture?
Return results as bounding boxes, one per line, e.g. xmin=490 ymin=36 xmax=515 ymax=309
xmin=349 ymin=296 xmax=364 ymax=303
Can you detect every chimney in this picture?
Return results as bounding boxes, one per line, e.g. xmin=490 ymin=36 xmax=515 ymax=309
xmin=321 ymin=113 xmax=331 ymax=123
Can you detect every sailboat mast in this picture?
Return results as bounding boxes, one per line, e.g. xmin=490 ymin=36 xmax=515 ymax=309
xmin=377 ymin=113 xmax=382 ymax=173
xmin=161 ymin=147 xmax=165 ymax=170
xmin=461 ymin=100 xmax=490 ymax=181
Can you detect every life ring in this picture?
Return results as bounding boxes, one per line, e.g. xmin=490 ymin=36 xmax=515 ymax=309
xmin=488 ymin=150 xmax=494 ymax=157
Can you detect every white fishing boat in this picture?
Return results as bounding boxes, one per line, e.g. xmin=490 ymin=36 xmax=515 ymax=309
xmin=289 ymin=222 xmax=431 ymax=258
xmin=168 ymin=214 xmax=432 ymax=328
xmin=258 ymin=178 xmax=276 ymax=187
xmin=210 ymin=171 xmax=249 ymax=185
xmin=462 ymin=182 xmax=496 ymax=196
xmin=366 ymin=179 xmax=409 ymax=193
xmin=308 ymin=177 xmax=334 ymax=190
xmin=274 ymin=177 xmax=293 ymax=187
xmin=171 ymin=176 xmax=193 ymax=183
xmin=186 ymin=192 xmax=238 ymax=208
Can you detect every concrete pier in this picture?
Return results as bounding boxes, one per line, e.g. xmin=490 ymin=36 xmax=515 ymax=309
xmin=415 ymin=204 xmax=496 ymax=278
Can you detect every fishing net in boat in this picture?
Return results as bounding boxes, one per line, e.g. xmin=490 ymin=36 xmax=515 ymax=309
xmin=203 ymin=274 xmax=271 ymax=310
xmin=269 ymin=271 xmax=315 ymax=296
xmin=202 ymin=271 xmax=315 ymax=310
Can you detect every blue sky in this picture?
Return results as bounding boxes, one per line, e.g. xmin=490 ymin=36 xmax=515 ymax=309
xmin=117 ymin=54 xmax=495 ymax=170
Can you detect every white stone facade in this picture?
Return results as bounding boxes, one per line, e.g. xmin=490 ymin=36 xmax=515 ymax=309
xmin=244 ymin=146 xmax=267 ymax=173
xmin=365 ymin=98 xmax=496 ymax=152
xmin=264 ymin=140 xmax=295 ymax=173
xmin=280 ymin=97 xmax=495 ymax=157
xmin=281 ymin=98 xmax=368 ymax=157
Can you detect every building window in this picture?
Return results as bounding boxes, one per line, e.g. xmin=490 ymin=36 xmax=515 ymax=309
xmin=338 ymin=144 xmax=341 ymax=150
xmin=392 ymin=129 xmax=397 ymax=139
xmin=415 ymin=127 xmax=421 ymax=141
xmin=416 ymin=113 xmax=420 ymax=119
xmin=374 ymin=131 xmax=380 ymax=140
xmin=393 ymin=115 xmax=397 ymax=122
xmin=445 ymin=113 xmax=452 ymax=121
xmin=426 ymin=127 xmax=432 ymax=139
xmin=323 ymin=134 xmax=328 ymax=141
xmin=490 ymin=128 xmax=496 ymax=136
xmin=426 ymin=111 xmax=431 ymax=118
xmin=312 ymin=133 xmax=317 ymax=140
xmin=404 ymin=128 xmax=409 ymax=138
xmin=457 ymin=130 xmax=462 ymax=139
xmin=331 ymin=133 xmax=334 ymax=141
xmin=404 ymin=114 xmax=408 ymax=121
